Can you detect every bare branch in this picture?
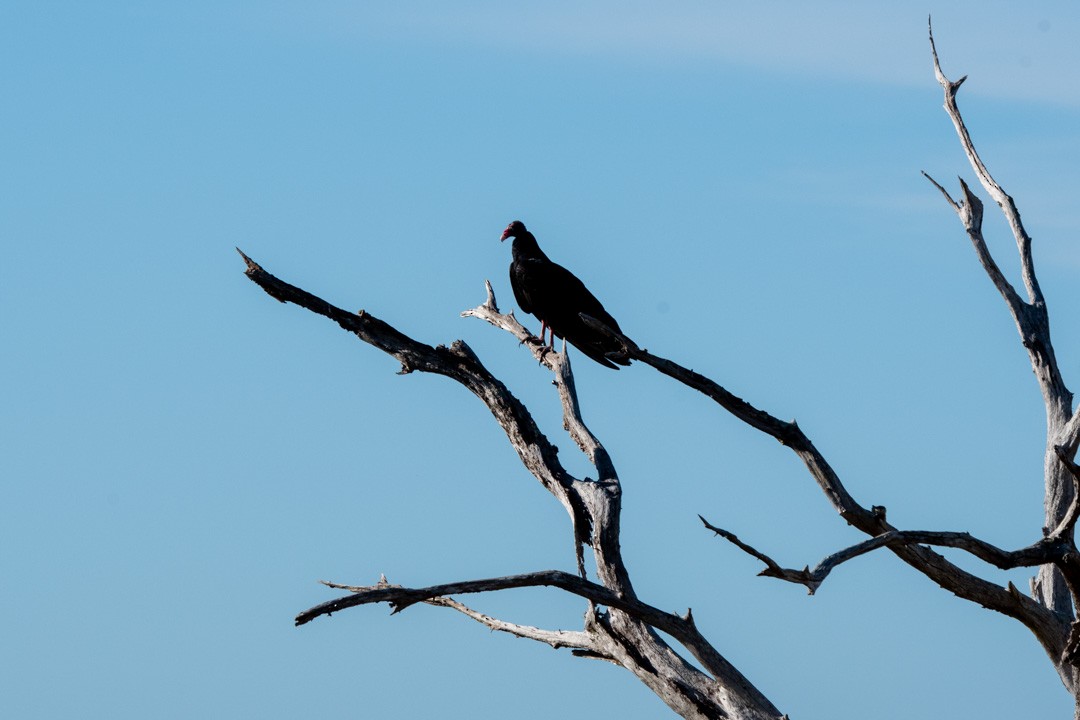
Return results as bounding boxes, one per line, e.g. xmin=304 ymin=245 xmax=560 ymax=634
xmin=300 ymin=569 xmax=683 ymax=637
xmin=238 ymin=247 xmax=448 ymax=375
xmin=1051 ymin=446 xmax=1080 ymax=539
xmin=309 ymin=567 xmax=778 ymax=715
xmin=243 ymin=254 xmax=586 ymax=503
xmin=1059 ymin=413 xmax=1080 ymax=457
xmin=461 ymin=280 xmax=559 ymax=370
xmin=462 ymin=285 xmax=617 ymax=484
xmin=704 ymin=517 xmax=1063 ymax=595
xmin=927 ymin=23 xmax=1075 ymax=618
xmin=922 ymin=174 xmax=1026 ymax=314
xmin=927 ymin=18 xmax=967 ymax=100
xmin=315 ymin=575 xmax=598 ymax=651
xmin=630 ymin=339 xmax=1063 ymax=647
xmin=244 ymin=256 xmax=784 ymax=719
xmin=1062 ymin=621 xmax=1080 ymax=670
xmin=463 ymin=281 xmax=621 ymax=578
xmin=927 ymin=23 xmax=1070 ymax=414
xmin=920 ymin=171 xmax=960 ymax=211
xmin=589 ymin=324 xmax=1068 ymax=647
xmin=554 ymin=352 xmax=617 ymax=482
xmin=428 ymin=596 xmax=597 ymax=651
xmin=698 ymin=516 xmax=813 ymax=589
xmin=929 ymin=18 xmax=1042 ymax=306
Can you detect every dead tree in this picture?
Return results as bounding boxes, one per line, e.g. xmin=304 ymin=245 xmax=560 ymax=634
xmin=236 ymin=261 xmax=784 ymax=719
xmin=701 ymin=21 xmax=1080 ymax=715
xmin=240 ymin=24 xmax=1079 ymax=720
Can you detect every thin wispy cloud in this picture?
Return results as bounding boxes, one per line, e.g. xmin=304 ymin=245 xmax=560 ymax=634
xmin=294 ymin=1 xmax=1080 ymax=106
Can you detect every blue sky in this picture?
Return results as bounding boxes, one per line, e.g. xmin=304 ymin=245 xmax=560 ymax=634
xmin=3 ymin=2 xmax=1080 ymax=718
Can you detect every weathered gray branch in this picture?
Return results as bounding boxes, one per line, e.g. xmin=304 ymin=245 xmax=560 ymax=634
xmin=928 ymin=20 xmax=1043 ymax=307
xmin=305 ymin=568 xmax=778 ymax=717
xmin=925 ymin=21 xmax=1076 ymax=631
xmin=582 ymin=266 xmax=1070 ymax=673
xmin=238 ymin=248 xmax=595 ymax=562
xmin=431 ymin=597 xmax=597 ymax=651
xmin=315 ymin=575 xmax=596 ymax=651
xmin=464 ymin=286 xmax=617 ymax=484
xmin=301 ymin=570 xmax=678 ymax=633
xmin=241 ymin=251 xmax=783 ymax=720
xmin=701 ymin=516 xmax=1065 ymax=595
xmin=1051 ymin=447 xmax=1080 ymax=539
xmin=1060 ymin=413 xmax=1080 ymax=456
xmin=461 ymin=280 xmax=560 ymax=371
xmin=920 ymin=173 xmax=1021 ymax=309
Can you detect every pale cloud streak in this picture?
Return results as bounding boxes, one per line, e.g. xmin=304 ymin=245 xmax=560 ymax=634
xmin=286 ymin=1 xmax=1080 ymax=106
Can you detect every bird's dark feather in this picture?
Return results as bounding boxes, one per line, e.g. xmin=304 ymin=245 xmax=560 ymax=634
xmin=504 ymin=221 xmax=630 ymax=370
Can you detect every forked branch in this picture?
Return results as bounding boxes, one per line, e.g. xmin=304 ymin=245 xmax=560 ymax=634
xmin=580 ymin=270 xmax=1068 ymax=658
xmin=242 ymin=252 xmax=784 ymax=720
xmin=300 ymin=570 xmax=683 ymax=633
xmin=238 ymin=248 xmax=593 ymax=562
xmin=928 ymin=18 xmax=1042 ymax=306
xmin=925 ymin=21 xmax=1075 ymax=626
xmin=314 ymin=576 xmax=595 ymax=651
xmin=701 ymin=517 xmax=1065 ymax=595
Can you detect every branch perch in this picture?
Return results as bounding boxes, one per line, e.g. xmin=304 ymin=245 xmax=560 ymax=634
xmin=702 ymin=517 xmax=1066 ymax=596
xmin=579 ymin=253 xmax=1068 ymax=655
xmin=242 ymin=253 xmax=783 ymax=720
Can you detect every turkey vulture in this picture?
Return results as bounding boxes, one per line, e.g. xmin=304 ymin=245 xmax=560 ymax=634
xmin=500 ymin=220 xmax=630 ymax=369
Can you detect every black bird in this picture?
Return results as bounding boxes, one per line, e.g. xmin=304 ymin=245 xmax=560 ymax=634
xmin=500 ymin=220 xmax=630 ymax=369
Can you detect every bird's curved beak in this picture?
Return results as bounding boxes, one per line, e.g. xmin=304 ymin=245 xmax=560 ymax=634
xmin=500 ymin=229 xmax=513 ymax=242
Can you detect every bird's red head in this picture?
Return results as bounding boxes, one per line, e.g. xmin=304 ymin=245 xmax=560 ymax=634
xmin=500 ymin=220 xmax=526 ymax=242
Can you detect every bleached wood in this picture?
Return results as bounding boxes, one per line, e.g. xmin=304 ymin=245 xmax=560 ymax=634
xmin=925 ymin=22 xmax=1077 ymax=647
xmin=241 ymin=252 xmax=783 ymax=720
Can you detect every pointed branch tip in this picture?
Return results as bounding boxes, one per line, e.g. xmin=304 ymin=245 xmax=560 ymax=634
xmin=235 ymin=247 xmax=258 ymax=270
